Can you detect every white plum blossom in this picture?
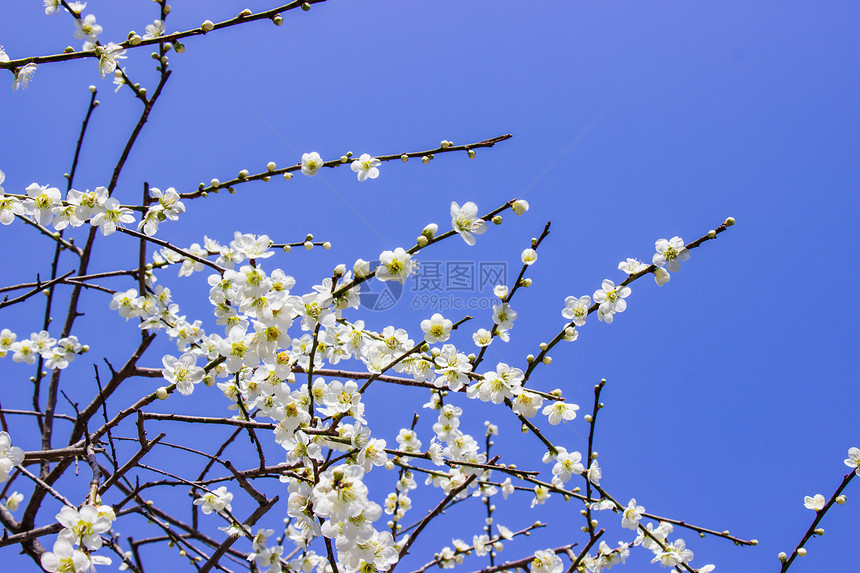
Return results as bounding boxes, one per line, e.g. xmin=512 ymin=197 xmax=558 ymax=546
xmin=56 ymin=504 xmax=112 ymax=550
xmin=0 ymin=432 xmax=24 ymax=482
xmin=593 ymin=279 xmax=631 ymax=324
xmin=376 ymin=248 xmax=415 ymax=284
xmin=13 ymin=63 xmax=38 ymax=91
xmin=653 ymin=236 xmax=690 ymax=272
xmin=586 ymin=460 xmax=602 ymax=486
xmin=421 ymin=313 xmax=453 ymax=343
xmin=40 ymin=539 xmax=92 ymax=573
xmin=803 ymin=494 xmax=825 ymax=511
xmin=472 ymin=328 xmax=492 ymax=347
xmin=450 ymin=201 xmax=487 ymax=245
xmin=143 ymin=19 xmax=165 ymax=39
xmin=618 ymin=258 xmax=648 ymax=275
xmin=162 ymin=352 xmax=205 ymax=396
xmin=511 ymin=389 xmax=543 ymax=418
xmin=67 ymin=186 xmax=108 ymax=220
xmin=845 ymin=447 xmax=860 ymax=475
xmin=351 ymin=154 xmax=381 ymax=181
xmin=551 ymin=448 xmax=585 ymax=485
xmin=194 ymin=486 xmax=233 ymax=514
xmin=301 ymin=152 xmax=323 ymax=176
xmin=562 ymin=295 xmax=591 ymax=326
xmin=492 ymin=302 xmax=516 ymax=330
xmin=531 ymin=549 xmax=563 ymax=573
xmin=542 ymin=401 xmax=579 ymax=425
xmin=622 ymin=498 xmax=645 ymax=529
xmin=651 ymin=538 xmax=694 ymax=567
xmin=74 ymin=14 xmax=103 ymax=44
xmin=25 ymin=182 xmax=62 ymax=226
xmin=90 ymin=197 xmax=134 ymax=235
xmin=231 ymin=232 xmax=274 ymax=260
xmin=531 ymin=485 xmax=551 ymax=508
xmin=5 ymin=491 xmax=23 ymax=512
xmin=98 ymin=43 xmax=127 ymax=78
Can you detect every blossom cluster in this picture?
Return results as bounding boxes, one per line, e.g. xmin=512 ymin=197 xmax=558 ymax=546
xmin=40 ymin=504 xmax=116 ymax=573
xmin=0 ymin=329 xmax=85 ymax=370
xmin=0 ymin=181 xmax=189 ymax=237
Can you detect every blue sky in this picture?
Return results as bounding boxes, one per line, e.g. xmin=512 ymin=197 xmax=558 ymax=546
xmin=1 ymin=1 xmax=858 ymax=571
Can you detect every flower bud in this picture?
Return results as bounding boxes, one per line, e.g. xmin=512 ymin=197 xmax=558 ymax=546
xmin=522 ymin=278 xmax=532 ymax=287
xmin=129 ymin=34 xmax=142 ymax=46
xmin=401 ymin=154 xmax=409 ymax=162
xmin=521 ymin=248 xmax=537 ymax=265
xmin=201 ymin=20 xmax=215 ymax=31
xmin=239 ymin=9 xmax=252 ymax=17
xmin=323 ymin=242 xmax=331 ymax=250
xmin=512 ymin=199 xmax=529 ymax=215
xmin=708 ymin=229 xmax=717 ymax=238
xmin=836 ymin=495 xmax=847 ymax=504
xmin=301 ymin=2 xmax=311 ymax=11
xmin=814 ymin=528 xmax=824 ymax=535
xmin=273 ymin=14 xmax=284 ymax=25
xmin=156 ymin=387 xmax=169 ymax=400
xmin=526 ymin=354 xmax=534 ymax=363
xmin=304 ymin=241 xmax=313 ymax=250
xmin=64 ymin=46 xmax=75 ymax=53
xmin=334 ymin=264 xmax=346 ymax=277
xmin=283 ymin=245 xmax=291 ymax=253
xmin=468 ymin=149 xmax=477 ymax=159
xmin=174 ymin=41 xmax=186 ymax=54
xmin=797 ymin=548 xmax=807 ymax=557
xmin=238 ymin=169 xmax=249 ymax=179
xmin=584 ymin=414 xmax=593 ymax=423
xmin=421 ymin=156 xmax=430 ymax=164
xmin=542 ymin=356 xmax=551 ymax=365
xmin=422 ymin=223 xmax=438 ymax=238
xmin=354 ymin=259 xmax=371 ymax=277
xmin=492 ymin=215 xmax=503 ymax=225
xmin=778 ymin=552 xmax=787 ymax=562
xmin=284 ymin=172 xmax=293 ymax=180
xmin=88 ymin=85 xmax=97 ymax=93
xmin=210 ymin=178 xmax=220 ymax=188
xmin=416 ymin=235 xmax=429 ymax=248
xmin=725 ymin=216 xmax=736 ymax=226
